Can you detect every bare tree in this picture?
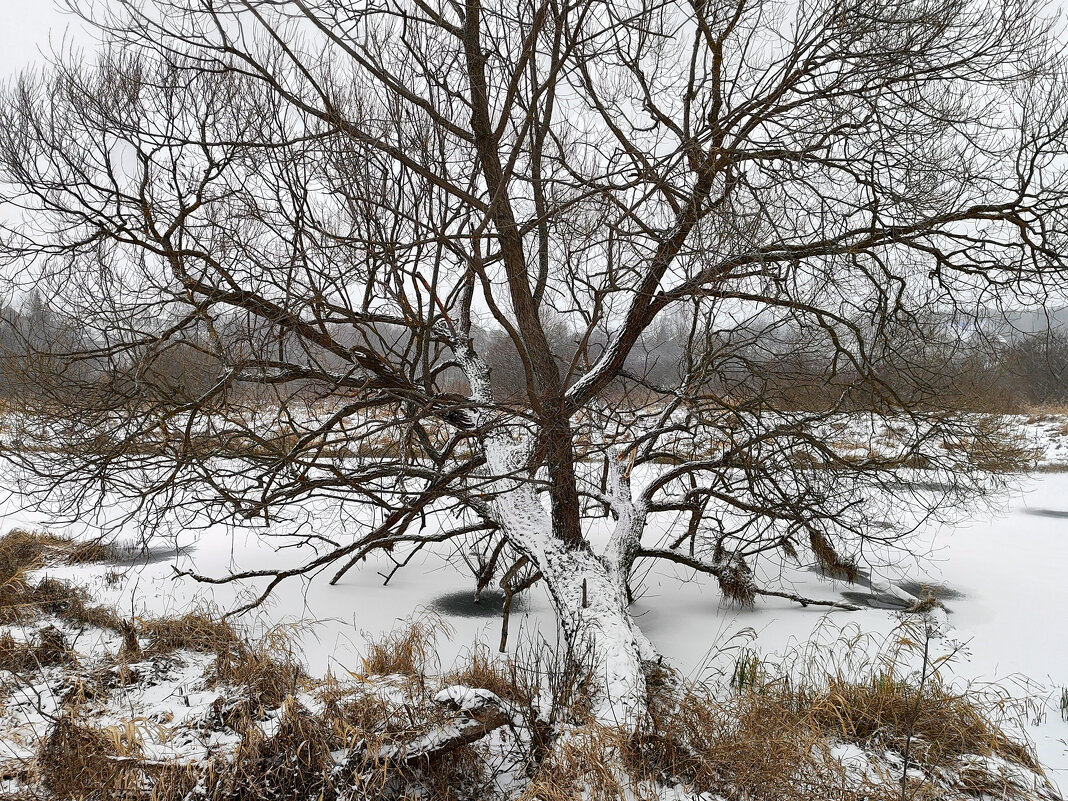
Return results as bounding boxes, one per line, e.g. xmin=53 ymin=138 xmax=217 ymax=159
xmin=0 ymin=0 xmax=1066 ymax=727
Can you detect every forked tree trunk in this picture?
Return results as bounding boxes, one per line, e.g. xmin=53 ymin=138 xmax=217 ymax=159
xmin=530 ymin=542 xmax=653 ymax=730
xmin=483 ymin=453 xmax=654 ymax=730
xmin=457 ymin=344 xmax=653 ymax=730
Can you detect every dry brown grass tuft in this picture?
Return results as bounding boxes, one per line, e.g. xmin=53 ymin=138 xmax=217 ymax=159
xmin=628 ymin=680 xmax=879 ymax=801
xmin=210 ymin=627 xmax=307 ymax=710
xmin=360 ymin=614 xmax=450 ymax=677
xmin=147 ymin=762 xmax=201 ymax=801
xmin=0 ymin=532 xmax=46 ymax=623
xmin=142 ymin=609 xmax=240 ymax=655
xmin=38 ymin=716 xmax=142 ymax=800
xmin=318 ymin=682 xmax=394 ymax=742
xmin=806 ymin=671 xmax=1038 ymax=772
xmin=0 ymin=625 xmax=75 ymax=673
xmin=0 ymin=529 xmax=118 ymax=572
xmin=141 ymin=613 xmax=306 ymax=710
xmin=715 ymin=564 xmax=757 ymax=607
xmin=32 ymin=577 xmax=125 ymax=633
xmin=410 ymin=744 xmax=490 ymax=801
xmin=446 ymin=645 xmax=527 ymax=705
xmin=216 ymin=697 xmax=338 ymax=801
xmin=118 ymin=619 xmax=141 ymax=659
xmin=808 ymin=530 xmax=859 ymax=583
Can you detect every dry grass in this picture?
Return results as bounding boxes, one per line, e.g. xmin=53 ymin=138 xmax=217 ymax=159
xmin=514 ymin=690 xmax=873 ymax=801
xmin=210 ymin=627 xmax=307 ymax=710
xmin=806 ymin=671 xmax=1037 ymax=771
xmin=608 ymin=628 xmax=1049 ymax=801
xmin=360 ymin=614 xmax=450 ymax=677
xmin=38 ymin=716 xmax=142 ymax=800
xmin=1023 ymin=402 xmax=1068 ymax=418
xmin=206 ymin=697 xmax=338 ymax=801
xmin=0 ymin=625 xmax=75 ymax=673
xmin=512 ymin=621 xmax=1051 ymax=801
xmin=0 ymin=531 xmax=52 ymax=623
xmin=141 ymin=611 xmax=307 ymax=710
xmin=446 ymin=644 xmax=528 ymax=705
xmin=0 ymin=529 xmax=125 ymax=628
xmin=0 ymin=529 xmax=118 ymax=576
xmin=141 ymin=609 xmax=240 ymax=655
xmin=1 ymin=598 xmax=1053 ymax=801
xmin=34 ymin=577 xmax=125 ymax=633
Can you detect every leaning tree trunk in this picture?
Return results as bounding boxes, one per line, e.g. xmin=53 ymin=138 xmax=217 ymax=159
xmin=456 ymin=342 xmax=654 ymax=729
xmin=480 ymin=442 xmax=654 ymax=730
xmin=528 ymin=538 xmax=653 ymax=730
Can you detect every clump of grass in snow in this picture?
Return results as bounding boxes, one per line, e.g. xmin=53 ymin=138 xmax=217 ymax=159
xmin=217 ymin=697 xmax=338 ymax=801
xmin=141 ymin=609 xmax=308 ymax=709
xmin=0 ymin=528 xmax=118 ymax=577
xmin=211 ymin=625 xmax=308 ymax=709
xmin=806 ymin=670 xmax=1036 ymax=770
xmin=360 ymin=613 xmax=450 ymax=677
xmin=33 ymin=576 xmax=125 ymax=632
xmin=0 ymin=625 xmax=75 ymax=673
xmin=141 ymin=607 xmax=241 ymax=655
xmin=38 ymin=715 xmax=141 ymax=800
xmin=446 ymin=644 xmax=526 ymax=705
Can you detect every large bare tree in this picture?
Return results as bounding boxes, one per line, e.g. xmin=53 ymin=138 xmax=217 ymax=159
xmin=0 ymin=0 xmax=1066 ymax=726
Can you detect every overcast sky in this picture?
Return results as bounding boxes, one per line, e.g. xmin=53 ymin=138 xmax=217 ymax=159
xmin=0 ymin=1 xmax=85 ymax=79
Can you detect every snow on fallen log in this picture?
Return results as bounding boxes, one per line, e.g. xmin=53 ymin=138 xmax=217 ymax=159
xmin=372 ymin=685 xmax=511 ymax=764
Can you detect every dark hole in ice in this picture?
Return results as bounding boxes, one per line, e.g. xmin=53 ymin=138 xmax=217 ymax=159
xmin=897 ymin=580 xmax=964 ymax=601
xmin=1023 ymin=508 xmax=1068 ymax=519
xmin=428 ymin=589 xmax=526 ymax=619
xmin=105 ymin=541 xmax=194 ymax=567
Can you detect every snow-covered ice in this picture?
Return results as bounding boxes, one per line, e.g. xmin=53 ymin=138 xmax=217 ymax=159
xmin=2 ymin=470 xmax=1067 ymax=787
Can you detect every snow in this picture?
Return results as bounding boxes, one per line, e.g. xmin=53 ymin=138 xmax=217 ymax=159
xmin=628 ymin=473 xmax=1068 ymax=783
xmin=433 ymin=685 xmax=505 ymax=712
xmin=2 ymin=466 xmax=1068 ymax=788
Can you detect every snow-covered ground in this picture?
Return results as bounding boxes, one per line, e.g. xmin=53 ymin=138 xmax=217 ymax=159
xmin=2 ymin=470 xmax=1067 ymax=788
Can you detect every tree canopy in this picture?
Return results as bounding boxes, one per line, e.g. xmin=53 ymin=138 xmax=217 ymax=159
xmin=1 ymin=0 xmax=1066 ymax=725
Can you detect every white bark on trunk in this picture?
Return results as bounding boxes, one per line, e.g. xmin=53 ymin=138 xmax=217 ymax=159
xmin=454 ymin=338 xmax=653 ymax=730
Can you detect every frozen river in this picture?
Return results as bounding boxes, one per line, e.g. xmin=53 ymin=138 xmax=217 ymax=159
xmin=3 ymin=471 xmax=1068 ymax=784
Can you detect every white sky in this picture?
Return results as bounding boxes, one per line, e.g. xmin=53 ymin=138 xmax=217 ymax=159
xmin=0 ymin=1 xmax=85 ymax=79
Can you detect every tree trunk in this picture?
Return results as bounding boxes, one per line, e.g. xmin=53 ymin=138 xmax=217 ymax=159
xmin=457 ymin=341 xmax=652 ymax=730
xmin=534 ymin=544 xmax=653 ymax=731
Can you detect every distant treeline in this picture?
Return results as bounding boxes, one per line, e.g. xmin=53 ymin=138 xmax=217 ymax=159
xmin=2 ymin=296 xmax=1066 ymax=413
